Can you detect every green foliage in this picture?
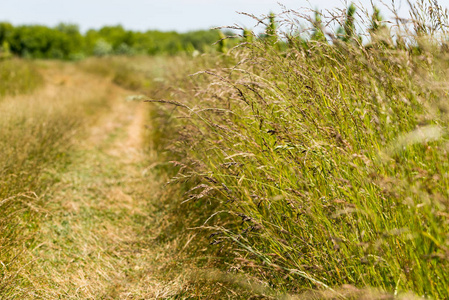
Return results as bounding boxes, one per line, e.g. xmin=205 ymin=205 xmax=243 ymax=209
xmin=0 ymin=22 xmax=13 ymax=44
xmin=337 ymin=3 xmax=357 ymax=42
xmin=367 ymin=7 xmax=394 ymax=49
xmin=217 ymin=31 xmax=228 ymax=53
xmin=148 ymin=3 xmax=449 ymax=298
xmin=370 ymin=6 xmax=385 ymax=33
xmin=181 ymin=30 xmax=221 ymax=52
xmin=344 ymin=3 xmax=356 ymax=40
xmin=0 ymin=41 xmax=11 ymax=59
xmin=4 ymin=23 xmax=83 ymax=59
xmin=311 ymin=10 xmax=326 ymax=42
xmin=264 ymin=12 xmax=278 ymax=44
xmin=243 ymin=28 xmax=253 ymax=43
xmin=0 ymin=23 xmax=222 ymax=59
xmin=93 ymin=39 xmax=113 ymax=57
xmin=266 ymin=12 xmax=277 ymax=37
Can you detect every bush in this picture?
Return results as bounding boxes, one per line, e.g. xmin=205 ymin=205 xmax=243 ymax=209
xmin=93 ymin=39 xmax=113 ymax=57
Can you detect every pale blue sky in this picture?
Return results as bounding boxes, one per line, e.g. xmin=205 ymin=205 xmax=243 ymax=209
xmin=0 ymin=0 xmax=447 ymax=32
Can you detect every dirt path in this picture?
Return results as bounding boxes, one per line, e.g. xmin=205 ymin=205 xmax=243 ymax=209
xmin=22 ymin=64 xmax=185 ymax=299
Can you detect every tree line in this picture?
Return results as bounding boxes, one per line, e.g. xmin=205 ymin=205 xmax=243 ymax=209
xmin=0 ymin=22 xmax=224 ymax=59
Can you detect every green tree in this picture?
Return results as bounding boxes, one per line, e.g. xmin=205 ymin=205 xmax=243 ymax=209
xmin=0 ymin=22 xmax=13 ymax=44
xmin=93 ymin=39 xmax=113 ymax=56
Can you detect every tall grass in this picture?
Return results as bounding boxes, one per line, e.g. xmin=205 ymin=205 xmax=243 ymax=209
xmin=0 ymin=59 xmax=43 ymax=97
xmin=0 ymin=62 xmax=111 ymax=296
xmin=147 ymin=1 xmax=449 ymax=298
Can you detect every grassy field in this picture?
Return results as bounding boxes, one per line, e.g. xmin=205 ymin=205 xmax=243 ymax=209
xmin=0 ymin=60 xmax=115 ymax=295
xmin=142 ymin=3 xmax=449 ymax=299
xmin=0 ymin=56 xmax=255 ymax=298
xmin=0 ymin=59 xmax=43 ymax=97
xmin=2 ymin=1 xmax=449 ymax=299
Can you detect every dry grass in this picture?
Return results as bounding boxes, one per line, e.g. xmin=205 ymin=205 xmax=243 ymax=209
xmin=20 ymin=95 xmax=182 ymax=299
xmin=0 ymin=61 xmax=112 ymax=297
xmin=0 ymin=58 xmax=43 ymax=97
xmin=0 ymin=58 xmax=214 ymax=299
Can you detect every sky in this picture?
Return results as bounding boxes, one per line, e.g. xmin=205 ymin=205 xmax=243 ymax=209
xmin=1 ymin=0 xmax=448 ymax=32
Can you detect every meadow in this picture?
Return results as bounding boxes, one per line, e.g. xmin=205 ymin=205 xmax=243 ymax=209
xmin=0 ymin=59 xmax=113 ymax=295
xmin=1 ymin=0 xmax=449 ymax=298
xmin=144 ymin=1 xmax=449 ymax=298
